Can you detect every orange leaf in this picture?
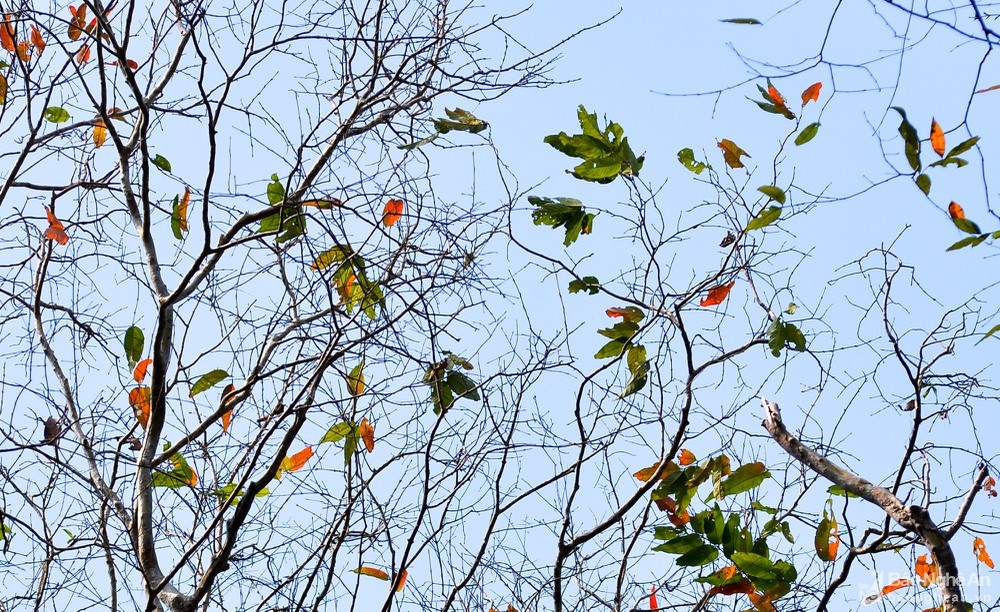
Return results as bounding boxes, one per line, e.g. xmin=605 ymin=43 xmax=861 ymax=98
xmin=767 ymin=84 xmax=786 ymax=107
xmin=178 ymin=186 xmax=190 ymax=232
xmin=359 ymin=417 xmax=375 ymax=453
xmin=748 ymin=591 xmax=777 ymax=612
xmin=700 ymin=281 xmax=735 ymax=307
xmin=974 ymin=537 xmax=995 ymax=569
xmin=133 ymin=358 xmax=153 ymax=383
xmin=649 ymin=585 xmax=658 ymax=610
xmin=948 ymin=201 xmax=965 ymax=220
xmin=220 ymin=383 xmax=235 ymax=433
xmin=68 ymin=4 xmax=86 ymax=41
xmin=678 ymin=449 xmax=696 ymax=466
xmin=976 ymin=83 xmax=1000 ymax=94
xmin=915 ymin=554 xmax=940 ymax=587
xmin=76 ymin=43 xmax=91 ymax=64
xmin=983 ymin=476 xmax=997 ymax=498
xmin=129 ymin=386 xmax=151 ymax=429
xmin=43 ymin=206 xmax=70 ymax=245
xmin=717 ymin=139 xmax=749 ymax=169
xmin=281 ymin=446 xmax=313 ymax=473
xmin=930 ymin=119 xmax=946 ymax=157
xmin=801 ymin=82 xmax=822 ymax=106
xmin=353 ymin=566 xmax=389 ymax=581
xmin=0 ymin=14 xmax=15 ymax=52
xmin=863 ymin=578 xmax=911 ymax=604
xmin=382 ymin=198 xmax=404 ymax=227
xmin=633 ymin=460 xmax=678 ymax=482
xmin=605 ymin=306 xmax=643 ymax=322
xmin=708 ymin=578 xmax=753 ymax=597
xmin=29 ymin=24 xmax=44 ymax=54
xmin=16 ymin=40 xmax=30 ymax=62
xmin=92 ymin=118 xmax=107 ymax=147
xmin=337 ymin=273 xmax=357 ymax=305
xmin=395 ymin=570 xmax=408 ymax=592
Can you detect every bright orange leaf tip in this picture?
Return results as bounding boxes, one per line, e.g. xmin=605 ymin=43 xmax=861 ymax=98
xmin=0 ymin=14 xmax=15 ymax=53
xmin=30 ymin=25 xmax=45 ymax=55
xmin=394 ymin=570 xmax=407 ymax=592
xmin=983 ymin=475 xmax=997 ymax=498
xmin=133 ymin=358 xmax=153 ymax=383
xmin=279 ymin=446 xmax=313 ymax=476
xmin=915 ymin=554 xmax=939 ymax=587
xmin=43 ymin=206 xmax=70 ymax=245
xmin=649 ymin=585 xmax=658 ymax=610
xmin=220 ymin=383 xmax=235 ymax=433
xmin=700 ymin=281 xmax=735 ymax=307
xmin=863 ymin=578 xmax=911 ymax=604
xmin=129 ymin=386 xmax=151 ymax=429
xmin=974 ymin=537 xmax=995 ymax=569
xmin=678 ymin=449 xmax=696 ymax=466
xmin=359 ymin=417 xmax=375 ymax=453
xmin=76 ymin=43 xmax=91 ymax=64
xmin=801 ymin=82 xmax=822 ymax=106
xmin=948 ymin=201 xmax=965 ymax=220
xmin=930 ymin=119 xmax=946 ymax=157
xmin=382 ymin=198 xmax=404 ymax=227
xmin=767 ymin=84 xmax=786 ymax=107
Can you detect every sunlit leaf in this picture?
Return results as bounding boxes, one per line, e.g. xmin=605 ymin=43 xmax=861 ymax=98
xmin=280 ymin=446 xmax=314 ymax=474
xmin=544 ymin=105 xmax=643 ymax=183
xmin=320 ymin=421 xmax=354 ymax=445
xmin=133 ymin=358 xmax=153 ymax=383
xmin=863 ymin=578 xmax=911 ymax=604
xmin=650 ymin=585 xmax=658 ymax=610
xmin=678 ymin=148 xmax=710 ymax=174
xmin=129 ymin=386 xmax=151 ymax=429
xmin=606 ymin=306 xmax=644 ymax=322
xmin=801 ymin=82 xmax=822 ymax=106
xmin=15 ymin=40 xmax=30 ymax=62
xmin=700 ymin=281 xmax=735 ymax=307
xmin=124 ymin=326 xmax=144 ymax=369
xmin=353 ymin=566 xmax=389 ymax=581
xmin=395 ymin=570 xmax=407 ymax=592
xmin=220 ymin=383 xmax=235 ymax=433
xmin=44 ymin=106 xmax=70 ymax=123
xmin=359 ymin=417 xmax=374 ymax=453
xmin=152 ymin=447 xmax=198 ymax=488
xmin=679 ymin=449 xmax=697 ymax=466
xmin=76 ymin=43 xmax=91 ymax=64
xmin=189 ymin=369 xmax=229 ymax=397
xmin=382 ymin=198 xmax=404 ymax=227
xmin=152 ymin=154 xmax=171 ymax=172
xmin=29 ymin=24 xmax=44 ymax=54
xmin=948 ymin=201 xmax=965 ymax=220
xmin=719 ymin=461 xmax=770 ymax=496
xmin=930 ymin=119 xmax=946 ymax=157
xmin=43 ymin=206 xmax=70 ymax=245
xmin=345 ymin=360 xmax=365 ymax=396
xmin=310 ymin=245 xmax=352 ymax=271
xmin=795 ymin=122 xmax=820 ymax=146
xmin=979 ymin=324 xmax=1000 ymax=344
xmin=915 ymin=554 xmax=939 ymax=587
xmin=92 ymin=118 xmax=107 ymax=147
xmin=0 ymin=74 xmax=7 ymax=105
xmin=717 ymin=139 xmax=749 ymax=169
xmin=758 ymin=185 xmax=786 ymax=204
xmin=984 ymin=476 xmax=998 ymax=497
xmin=633 ymin=460 xmax=678 ymax=482
xmin=975 ymin=537 xmax=995 ymax=569
xmin=814 ymin=507 xmax=840 ymax=562
xmin=171 ymin=187 xmax=190 ymax=239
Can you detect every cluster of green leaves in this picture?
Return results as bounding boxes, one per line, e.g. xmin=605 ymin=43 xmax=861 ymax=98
xmin=258 ymin=174 xmax=305 ymax=243
xmin=647 ymin=455 xmax=796 ymax=602
xmin=528 ymin=196 xmax=594 ymax=247
xmin=311 ymin=245 xmax=384 ymax=319
xmin=152 ymin=443 xmax=198 ymax=489
xmin=892 ymin=107 xmax=979 ymax=196
xmin=767 ymin=316 xmax=806 ymax=358
xmin=212 ymin=483 xmax=270 ymax=507
xmin=423 ymin=352 xmax=480 ymax=415
xmin=544 ymin=105 xmax=643 ymax=183
xmin=594 ymin=307 xmax=649 ymax=398
xmin=399 ymin=108 xmax=488 ymax=149
xmin=320 ymin=421 xmax=363 ymax=465
xmin=567 ymin=275 xmax=600 ymax=295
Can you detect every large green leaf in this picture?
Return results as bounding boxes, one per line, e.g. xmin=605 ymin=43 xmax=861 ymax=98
xmin=543 ymin=105 xmax=643 ymax=183
xmin=891 ymin=107 xmax=921 ymax=172
xmin=745 ymin=206 xmax=781 ymax=232
xmin=794 ymin=122 xmax=820 ymax=146
xmin=528 ymin=196 xmax=595 ymax=246
xmin=124 ymin=326 xmax=144 ymax=369
xmin=190 ymin=369 xmax=229 ymax=397
xmin=720 ymin=462 xmax=771 ymax=497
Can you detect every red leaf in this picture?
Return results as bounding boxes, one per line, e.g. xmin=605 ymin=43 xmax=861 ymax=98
xmin=133 ymin=358 xmax=153 ymax=383
xmin=650 ymin=585 xmax=658 ymax=610
xmin=930 ymin=119 xmax=946 ymax=157
xmin=975 ymin=537 xmax=995 ymax=569
xmin=801 ymin=82 xmax=822 ymax=106
xmin=68 ymin=4 xmax=87 ymax=41
xmin=708 ymin=578 xmax=753 ymax=597
xmin=43 ymin=206 xmax=70 ymax=245
xmin=948 ymin=201 xmax=965 ymax=220
xmin=700 ymin=281 xmax=735 ymax=307
xmin=76 ymin=43 xmax=91 ymax=64
xmin=983 ymin=476 xmax=997 ymax=498
xmin=382 ymin=198 xmax=404 ymax=227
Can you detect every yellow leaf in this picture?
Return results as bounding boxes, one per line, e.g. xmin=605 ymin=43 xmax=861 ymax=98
xmin=93 ymin=119 xmax=107 ymax=147
xmin=930 ymin=119 xmax=946 ymax=157
xmin=345 ymin=360 xmax=365 ymax=396
xmin=353 ymin=566 xmax=389 ymax=580
xmin=178 ymin=186 xmax=190 ymax=232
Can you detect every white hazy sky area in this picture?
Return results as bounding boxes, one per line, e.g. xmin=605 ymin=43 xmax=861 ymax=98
xmin=6 ymin=0 xmax=1000 ymax=611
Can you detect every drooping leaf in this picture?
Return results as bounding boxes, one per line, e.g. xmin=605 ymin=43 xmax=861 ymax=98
xmin=382 ymin=199 xmax=404 ymax=227
xmin=29 ymin=24 xmax=44 ymax=54
xmin=345 ymin=360 xmax=365 ymax=396
xmin=359 ymin=417 xmax=374 ymax=453
xmin=568 ymin=276 xmax=600 ymax=295
xmin=930 ymin=119 xmax=946 ymax=157
xmin=978 ymin=323 xmax=1000 ymax=344
xmin=814 ymin=507 xmax=840 ymax=562
xmin=68 ymin=4 xmax=87 ymax=40
xmin=220 ymin=383 xmax=235 ymax=433
xmin=528 ymin=195 xmax=595 ymax=246
xmin=152 ymin=154 xmax=171 ymax=172
xmin=795 ymin=122 xmax=820 ymax=146
xmin=152 ymin=448 xmax=198 ymax=488
xmin=678 ymin=148 xmax=710 ymax=174
xmin=395 ymin=570 xmax=408 ymax=592
xmin=76 ymin=43 xmax=91 ymax=64
xmin=974 ymin=537 xmax=995 ymax=569
xmin=0 ymin=74 xmax=7 ymax=105
xmin=801 ymin=82 xmax=822 ymax=106
xmin=618 ymin=359 xmax=649 ymax=399
xmin=649 ymin=585 xmax=658 ymax=610
xmin=171 ymin=186 xmax=190 ymax=239
xmin=916 ymin=173 xmax=931 ymax=195
xmin=92 ymin=118 xmax=106 ymax=147
xmin=863 ymin=578 xmax=911 ymax=604
xmin=133 ymin=358 xmax=153 ymax=383
xmin=717 ymin=139 xmax=749 ymax=169
xmin=44 ymin=106 xmax=70 ymax=123
xmin=43 ymin=206 xmax=70 ymax=245
xmin=15 ymin=40 xmax=30 ymax=62
xmin=757 ymin=185 xmax=786 ymax=204
xmin=721 ymin=17 xmax=761 ymax=24
xmin=700 ymin=281 xmax=735 ymax=307
xmin=0 ymin=14 xmax=15 ymax=52
xmin=353 ymin=566 xmax=390 ymax=581
xmin=129 ymin=386 xmax=151 ymax=429
xmin=189 ymin=369 xmax=229 ymax=397
xmin=446 ymin=370 xmax=480 ymax=401
xmin=891 ymin=107 xmax=921 ymax=173
xmin=124 ymin=326 xmax=144 ymax=368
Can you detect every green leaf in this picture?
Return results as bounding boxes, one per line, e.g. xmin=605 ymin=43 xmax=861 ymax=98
xmin=891 ymin=107 xmax=921 ymax=173
xmin=568 ymin=276 xmax=600 ymax=295
xmin=677 ymin=148 xmax=710 ymax=174
xmin=44 ymin=106 xmax=71 ymax=123
xmin=170 ymin=195 xmax=183 ymax=240
xmin=398 ymin=132 xmax=439 ymax=150
xmin=153 ymin=154 xmax=171 ymax=172
xmin=63 ymin=528 xmax=75 ymax=543
xmin=595 ymin=338 xmax=628 ymax=359
xmin=827 ymin=485 xmax=859 ymax=498
xmin=732 ymin=551 xmax=778 ymax=581
xmin=721 ymin=17 xmax=761 ymax=24
xmin=544 ymin=105 xmax=642 ymax=183
xmin=929 ymin=157 xmax=969 ymax=169
xmin=945 ymin=136 xmax=979 ymax=158
xmin=189 ymin=369 xmax=229 ymax=397
xmin=618 ymin=359 xmax=649 ymax=399
xmin=783 ymin=322 xmax=807 ymax=352
xmin=946 ymin=235 xmax=988 ymax=251
xmin=916 ymin=173 xmax=931 ymax=195
xmin=151 ymin=450 xmax=197 ymax=488
xmin=124 ymin=326 xmax=144 ymax=369
xmin=433 ymin=108 xmax=488 ymax=134
xmin=652 ymin=533 xmax=705 ymax=554
xmin=745 ymin=206 xmax=782 ymax=232
xmin=343 ymin=424 xmax=359 ymax=466
xmin=794 ymin=122 xmax=820 ymax=146
xmin=320 ymin=421 xmax=354 ymax=445
xmin=676 ymin=544 xmax=720 ymax=566
xmin=446 ymin=371 xmax=480 ymax=401
xmin=978 ymin=323 xmax=1000 ymax=345
xmin=0 ymin=522 xmax=11 ymax=541
xmin=953 ymin=218 xmax=982 ymax=235
xmin=757 ymin=185 xmax=786 ymax=204
xmin=751 ymin=500 xmax=778 ymax=515
xmin=720 ymin=462 xmax=771 ymax=497
xmin=266 ymin=173 xmax=285 ymax=205
xmin=784 ymin=303 xmax=798 ymax=315
xmin=528 ymin=195 xmax=595 ymax=246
